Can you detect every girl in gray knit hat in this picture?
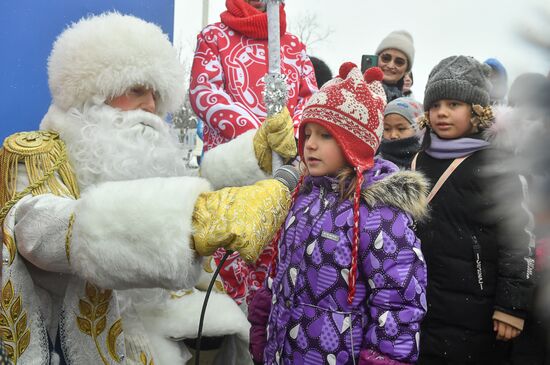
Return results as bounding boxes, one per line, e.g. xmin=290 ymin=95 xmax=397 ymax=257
xmin=377 ymin=97 xmax=423 ymax=169
xmin=413 ymin=55 xmax=535 ymax=365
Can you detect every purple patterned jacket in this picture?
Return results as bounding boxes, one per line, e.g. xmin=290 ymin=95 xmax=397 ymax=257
xmin=264 ymin=158 xmax=428 ymax=365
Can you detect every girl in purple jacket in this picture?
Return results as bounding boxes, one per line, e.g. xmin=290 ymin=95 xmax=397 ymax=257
xmin=251 ymin=63 xmax=429 ymax=365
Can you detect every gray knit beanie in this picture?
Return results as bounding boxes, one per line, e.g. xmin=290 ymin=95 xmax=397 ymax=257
xmin=423 ymin=55 xmax=492 ymax=111
xmin=375 ymin=30 xmax=415 ymax=71
xmin=384 ymin=97 xmax=424 ymax=130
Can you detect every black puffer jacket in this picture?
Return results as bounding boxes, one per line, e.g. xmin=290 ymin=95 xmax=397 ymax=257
xmin=415 ymin=148 xmax=535 ymax=364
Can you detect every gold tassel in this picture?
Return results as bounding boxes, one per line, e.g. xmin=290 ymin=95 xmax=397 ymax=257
xmin=0 ymin=131 xmax=80 ymax=223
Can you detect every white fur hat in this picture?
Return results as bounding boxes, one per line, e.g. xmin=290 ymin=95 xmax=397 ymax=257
xmin=375 ymin=30 xmax=415 ymax=71
xmin=47 ymin=12 xmax=185 ymax=117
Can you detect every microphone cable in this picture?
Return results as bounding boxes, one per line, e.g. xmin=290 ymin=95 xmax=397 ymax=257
xmin=194 ymin=249 xmax=233 ymax=365
xmin=193 ymin=163 xmax=299 ymax=364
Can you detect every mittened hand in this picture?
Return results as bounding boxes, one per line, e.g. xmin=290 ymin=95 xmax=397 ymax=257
xmin=253 ymin=107 xmax=297 ymax=173
xmin=192 ymin=179 xmax=292 ymax=263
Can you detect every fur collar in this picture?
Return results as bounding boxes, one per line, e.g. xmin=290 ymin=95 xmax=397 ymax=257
xmin=361 ymin=170 xmax=429 ymax=221
xmin=483 ymin=104 xmax=544 ymax=154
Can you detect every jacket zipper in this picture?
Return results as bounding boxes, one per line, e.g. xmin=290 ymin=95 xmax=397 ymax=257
xmin=472 ymin=235 xmax=484 ymax=291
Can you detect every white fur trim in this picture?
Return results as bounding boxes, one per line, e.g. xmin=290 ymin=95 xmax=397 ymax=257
xmin=139 ymin=289 xmax=250 ymax=341
xmin=70 ymin=177 xmax=210 ymax=290
xmin=361 ymin=170 xmax=429 ymax=221
xmin=147 ymin=334 xmax=191 ymax=365
xmin=48 ymin=12 xmax=185 ymax=116
xmin=50 ymin=352 xmax=60 ymax=365
xmin=483 ymin=104 xmax=544 ymax=154
xmin=200 ymin=130 xmax=269 ymax=189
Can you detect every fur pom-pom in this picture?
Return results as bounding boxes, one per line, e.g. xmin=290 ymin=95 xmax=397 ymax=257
xmin=339 ymin=62 xmax=357 ymax=79
xmin=364 ymin=67 xmax=384 ymax=83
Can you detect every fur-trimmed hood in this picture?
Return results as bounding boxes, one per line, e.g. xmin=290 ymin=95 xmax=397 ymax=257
xmin=47 ymin=12 xmax=185 ymax=117
xmin=303 ymin=158 xmax=429 ymax=221
xmin=361 ymin=168 xmax=429 ymax=221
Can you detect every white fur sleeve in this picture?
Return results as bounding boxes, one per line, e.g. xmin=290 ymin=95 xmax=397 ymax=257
xmin=70 ymin=177 xmax=210 ymax=290
xmin=200 ymin=130 xmax=269 ymax=189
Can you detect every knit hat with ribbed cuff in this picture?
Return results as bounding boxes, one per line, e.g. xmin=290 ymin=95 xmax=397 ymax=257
xmin=423 ymin=55 xmax=492 ymax=111
xmin=384 ymin=97 xmax=423 ymax=129
xmin=375 ymin=30 xmax=415 ymax=71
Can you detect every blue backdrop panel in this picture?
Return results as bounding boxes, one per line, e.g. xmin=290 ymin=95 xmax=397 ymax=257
xmin=0 ymin=0 xmax=174 ymax=141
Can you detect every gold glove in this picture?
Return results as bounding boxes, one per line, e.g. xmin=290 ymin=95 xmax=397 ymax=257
xmin=192 ymin=179 xmax=292 ymax=263
xmin=253 ymin=107 xmax=297 ymax=173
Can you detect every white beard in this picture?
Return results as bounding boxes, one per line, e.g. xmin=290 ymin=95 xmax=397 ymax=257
xmin=41 ymin=102 xmax=188 ymax=191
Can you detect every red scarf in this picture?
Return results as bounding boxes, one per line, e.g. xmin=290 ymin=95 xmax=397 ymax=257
xmin=220 ymin=0 xmax=286 ymax=39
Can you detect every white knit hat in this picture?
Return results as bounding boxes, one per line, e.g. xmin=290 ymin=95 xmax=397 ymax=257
xmin=375 ymin=30 xmax=415 ymax=71
xmin=47 ymin=12 xmax=186 ymax=117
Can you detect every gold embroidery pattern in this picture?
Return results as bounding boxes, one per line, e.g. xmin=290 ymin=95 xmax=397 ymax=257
xmin=140 ymin=351 xmax=155 ymax=365
xmin=65 ymin=214 xmax=75 ymax=264
xmin=0 ymin=130 xmax=80 ymax=224
xmin=2 ymin=226 xmax=15 ymax=266
xmin=204 ymin=257 xmax=226 ymax=293
xmin=202 ymin=256 xmax=214 ymax=274
xmin=169 ymin=289 xmax=194 ymax=299
xmin=106 ymin=319 xmax=123 ymax=363
xmin=252 ymin=106 xmax=296 ymax=173
xmin=192 ymin=180 xmax=292 ymax=263
xmin=0 ymin=279 xmax=30 ymax=364
xmin=215 ymin=281 xmax=225 ymax=293
xmin=77 ymin=283 xmax=112 ymax=365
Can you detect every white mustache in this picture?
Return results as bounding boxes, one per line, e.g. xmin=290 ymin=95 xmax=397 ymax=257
xmin=53 ymin=103 xmax=187 ymax=190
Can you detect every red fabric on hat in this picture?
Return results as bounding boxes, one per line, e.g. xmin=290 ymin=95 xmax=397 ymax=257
xmin=339 ymin=62 xmax=357 ymax=79
xmin=364 ymin=66 xmax=385 ymax=83
xmin=220 ymin=0 xmax=286 ymax=39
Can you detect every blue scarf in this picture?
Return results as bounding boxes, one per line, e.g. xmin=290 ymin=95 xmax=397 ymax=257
xmin=426 ymin=132 xmax=491 ymax=159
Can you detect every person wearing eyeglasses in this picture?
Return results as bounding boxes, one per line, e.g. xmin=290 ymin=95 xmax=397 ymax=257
xmin=378 ymin=97 xmax=424 ymax=169
xmin=375 ymin=30 xmax=415 ymax=102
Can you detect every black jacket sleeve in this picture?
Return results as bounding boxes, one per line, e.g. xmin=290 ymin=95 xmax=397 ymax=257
xmin=489 ymin=154 xmax=536 ymax=318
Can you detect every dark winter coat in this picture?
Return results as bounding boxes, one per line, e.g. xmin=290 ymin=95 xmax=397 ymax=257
xmin=263 ymin=158 xmax=429 ymax=365
xmin=378 ymin=136 xmax=421 ymax=170
xmin=414 ymin=148 xmax=535 ymax=364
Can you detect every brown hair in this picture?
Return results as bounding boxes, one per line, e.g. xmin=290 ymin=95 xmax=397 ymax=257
xmin=337 ymin=166 xmax=358 ymax=201
xmin=299 ymin=162 xmax=357 ymax=201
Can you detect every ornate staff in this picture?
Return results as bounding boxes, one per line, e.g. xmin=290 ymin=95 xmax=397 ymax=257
xmin=194 ymin=4 xmax=287 ymax=364
xmin=263 ymin=0 xmax=287 ymax=171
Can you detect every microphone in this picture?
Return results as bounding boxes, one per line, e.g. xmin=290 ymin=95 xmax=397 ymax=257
xmin=273 ymin=164 xmax=300 ymax=191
